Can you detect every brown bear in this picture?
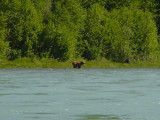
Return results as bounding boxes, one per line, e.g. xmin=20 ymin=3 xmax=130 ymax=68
xmin=72 ymin=61 xmax=85 ymax=69
xmin=124 ymin=58 xmax=130 ymax=63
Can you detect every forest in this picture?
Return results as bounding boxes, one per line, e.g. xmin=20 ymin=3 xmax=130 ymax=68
xmin=0 ymin=0 xmax=160 ymax=62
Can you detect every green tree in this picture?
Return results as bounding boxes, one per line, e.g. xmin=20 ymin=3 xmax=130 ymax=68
xmin=0 ymin=0 xmax=159 ymax=62
xmin=47 ymin=0 xmax=86 ymax=60
xmin=3 ymin=0 xmax=43 ymax=59
xmin=105 ymin=0 xmax=157 ymax=12
xmin=39 ymin=21 xmax=77 ymax=61
xmin=0 ymin=12 xmax=9 ymax=59
xmin=31 ymin=0 xmax=52 ymax=24
xmin=81 ymin=0 xmax=105 ymax=8
xmin=103 ymin=6 xmax=158 ymax=61
xmin=82 ymin=3 xmax=107 ymax=60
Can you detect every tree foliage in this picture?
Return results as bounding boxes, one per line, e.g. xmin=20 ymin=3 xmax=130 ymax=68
xmin=0 ymin=12 xmax=9 ymax=59
xmin=103 ymin=6 xmax=158 ymax=61
xmin=0 ymin=0 xmax=159 ymax=61
xmin=82 ymin=3 xmax=106 ymax=60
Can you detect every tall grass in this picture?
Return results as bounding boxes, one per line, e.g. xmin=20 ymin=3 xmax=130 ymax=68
xmin=0 ymin=58 xmax=160 ymax=68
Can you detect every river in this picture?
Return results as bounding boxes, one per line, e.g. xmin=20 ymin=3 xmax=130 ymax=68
xmin=0 ymin=68 xmax=160 ymax=120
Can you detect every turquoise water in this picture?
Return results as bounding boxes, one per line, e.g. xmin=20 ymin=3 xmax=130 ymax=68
xmin=0 ymin=68 xmax=160 ymax=120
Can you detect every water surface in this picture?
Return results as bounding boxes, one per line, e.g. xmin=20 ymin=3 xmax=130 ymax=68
xmin=0 ymin=68 xmax=160 ymax=120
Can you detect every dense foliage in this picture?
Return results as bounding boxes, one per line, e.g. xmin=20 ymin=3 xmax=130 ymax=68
xmin=0 ymin=0 xmax=160 ymax=62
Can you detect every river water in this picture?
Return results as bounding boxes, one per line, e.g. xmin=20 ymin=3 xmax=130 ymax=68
xmin=0 ymin=68 xmax=160 ymax=120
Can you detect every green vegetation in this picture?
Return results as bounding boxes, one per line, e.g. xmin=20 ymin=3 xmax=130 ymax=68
xmin=0 ymin=58 xmax=160 ymax=68
xmin=1 ymin=0 xmax=160 ymax=68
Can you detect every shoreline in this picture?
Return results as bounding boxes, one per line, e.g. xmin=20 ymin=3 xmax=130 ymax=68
xmin=0 ymin=58 xmax=160 ymax=69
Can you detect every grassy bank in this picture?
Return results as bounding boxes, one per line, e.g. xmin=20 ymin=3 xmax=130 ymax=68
xmin=0 ymin=58 xmax=160 ymax=68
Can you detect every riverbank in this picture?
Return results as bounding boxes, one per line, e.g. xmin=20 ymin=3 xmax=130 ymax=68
xmin=0 ymin=57 xmax=160 ymax=68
